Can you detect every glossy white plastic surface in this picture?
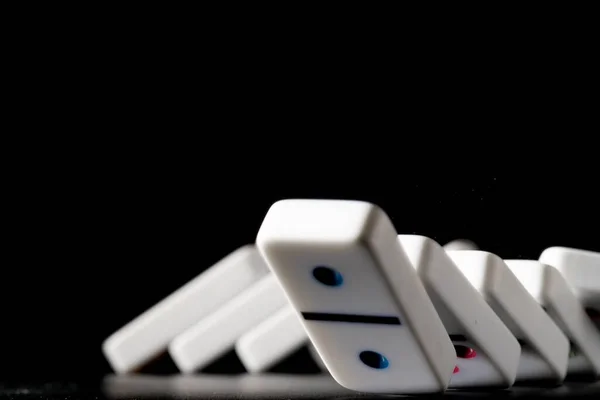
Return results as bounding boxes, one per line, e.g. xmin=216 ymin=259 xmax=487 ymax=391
xmin=169 ymin=274 xmax=288 ymax=373
xmin=102 ymin=245 xmax=269 ymax=373
xmin=506 ymin=259 xmax=600 ymax=377
xmin=256 ymin=199 xmax=456 ymax=394
xmin=401 ymin=235 xmax=520 ymax=388
xmin=447 ymin=251 xmax=569 ymax=383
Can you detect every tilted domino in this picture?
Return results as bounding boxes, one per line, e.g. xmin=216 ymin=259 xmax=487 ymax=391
xmin=102 ymin=245 xmax=269 ymax=373
xmin=235 ymin=305 xmax=326 ymax=373
xmin=235 ymin=238 xmax=481 ymax=375
xmin=505 ymin=259 xmax=600 ymax=378
xmin=447 ymin=250 xmax=569 ymax=383
xmin=442 ymin=239 xmax=478 ymax=251
xmin=539 ymin=247 xmax=600 ymax=328
xmin=308 ymin=342 xmax=327 ymax=371
xmin=168 ymin=273 xmax=288 ymax=373
xmin=401 ymin=235 xmax=520 ymax=389
xmin=256 ymin=199 xmax=456 ymax=394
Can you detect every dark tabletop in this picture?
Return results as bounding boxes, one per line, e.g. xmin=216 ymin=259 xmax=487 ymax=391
xmin=3 ymin=375 xmax=600 ymax=400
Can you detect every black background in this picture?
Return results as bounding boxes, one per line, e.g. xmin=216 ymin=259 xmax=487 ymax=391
xmin=2 ymin=12 xmax=598 ymax=400
xmin=3 ymin=170 xmax=598 ymax=381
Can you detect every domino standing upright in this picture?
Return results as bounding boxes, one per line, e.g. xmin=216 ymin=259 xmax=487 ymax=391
xmin=399 ymin=235 xmax=520 ymax=389
xmin=504 ymin=260 xmax=600 ymax=378
xmin=539 ymin=247 xmax=600 ymax=331
xmin=102 ymin=245 xmax=269 ymax=373
xmin=446 ymin=250 xmax=570 ymax=384
xmin=256 ymin=199 xmax=457 ymax=394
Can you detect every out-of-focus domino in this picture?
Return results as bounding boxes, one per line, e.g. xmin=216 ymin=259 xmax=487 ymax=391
xmin=102 ymin=245 xmax=269 ymax=373
xmin=235 ymin=305 xmax=325 ymax=373
xmin=504 ymin=260 xmax=600 ymax=378
xmin=400 ymin=235 xmax=520 ymax=389
xmin=168 ymin=274 xmax=288 ymax=373
xmin=256 ymin=199 xmax=456 ymax=394
xmin=443 ymin=239 xmax=479 ymax=251
xmin=447 ymin=250 xmax=569 ymax=383
xmin=539 ymin=247 xmax=600 ymax=327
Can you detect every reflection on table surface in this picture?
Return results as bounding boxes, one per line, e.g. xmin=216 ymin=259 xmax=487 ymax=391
xmin=103 ymin=373 xmax=358 ymax=398
xmin=102 ymin=374 xmax=600 ymax=399
xmin=3 ymin=375 xmax=600 ymax=399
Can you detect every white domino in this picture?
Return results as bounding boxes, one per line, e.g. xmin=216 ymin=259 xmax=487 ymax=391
xmin=447 ymin=250 xmax=569 ymax=383
xmin=102 ymin=245 xmax=269 ymax=373
xmin=504 ymin=259 xmax=600 ymax=377
xmin=233 ymin=238 xmax=480 ymax=375
xmin=234 ymin=238 xmax=479 ymax=376
xmin=235 ymin=305 xmax=325 ymax=373
xmin=256 ymin=199 xmax=456 ymax=394
xmin=308 ymin=342 xmax=327 ymax=371
xmin=539 ymin=247 xmax=600 ymax=313
xmin=443 ymin=239 xmax=479 ymax=251
xmin=168 ymin=273 xmax=288 ymax=373
xmin=400 ymin=235 xmax=520 ymax=389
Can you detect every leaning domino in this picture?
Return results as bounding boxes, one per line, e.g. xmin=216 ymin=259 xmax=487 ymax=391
xmin=443 ymin=239 xmax=478 ymax=251
xmin=505 ymin=259 xmax=600 ymax=378
xmin=308 ymin=342 xmax=327 ymax=371
xmin=400 ymin=235 xmax=520 ymax=389
xmin=235 ymin=305 xmax=325 ymax=373
xmin=234 ymin=238 xmax=481 ymax=375
xmin=447 ymin=250 xmax=569 ymax=383
xmin=235 ymin=238 xmax=481 ymax=375
xmin=168 ymin=274 xmax=288 ymax=373
xmin=256 ymin=199 xmax=456 ymax=394
xmin=539 ymin=247 xmax=600 ymax=324
xmin=102 ymin=245 xmax=269 ymax=373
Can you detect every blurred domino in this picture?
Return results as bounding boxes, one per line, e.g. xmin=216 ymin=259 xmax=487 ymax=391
xmin=235 ymin=305 xmax=325 ymax=373
xmin=256 ymin=199 xmax=456 ymax=394
xmin=505 ymin=260 xmax=600 ymax=378
xmin=400 ymin=235 xmax=520 ymax=389
xmin=102 ymin=245 xmax=269 ymax=373
xmin=168 ymin=274 xmax=288 ymax=373
xmin=447 ymin=250 xmax=569 ymax=383
xmin=539 ymin=247 xmax=600 ymax=327
xmin=443 ymin=239 xmax=479 ymax=251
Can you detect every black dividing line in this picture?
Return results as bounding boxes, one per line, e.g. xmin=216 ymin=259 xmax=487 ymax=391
xmin=301 ymin=312 xmax=401 ymax=325
xmin=449 ymin=334 xmax=468 ymax=342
